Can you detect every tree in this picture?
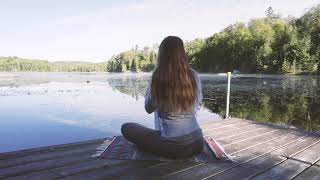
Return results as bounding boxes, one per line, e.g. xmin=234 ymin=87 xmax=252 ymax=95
xmin=266 ymin=7 xmax=280 ymax=23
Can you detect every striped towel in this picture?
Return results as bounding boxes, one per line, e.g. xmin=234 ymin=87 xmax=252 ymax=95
xmin=93 ymin=136 xmax=233 ymax=163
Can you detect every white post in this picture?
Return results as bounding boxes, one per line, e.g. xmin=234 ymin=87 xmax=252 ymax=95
xmin=226 ymin=72 xmax=231 ymax=118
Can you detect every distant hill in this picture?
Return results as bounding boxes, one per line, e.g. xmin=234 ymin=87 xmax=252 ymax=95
xmin=52 ymin=61 xmax=95 ymax=64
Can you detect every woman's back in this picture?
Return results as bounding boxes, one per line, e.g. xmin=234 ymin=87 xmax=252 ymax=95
xmin=145 ymin=69 xmax=203 ymax=138
xmin=121 ymin=36 xmax=204 ymax=158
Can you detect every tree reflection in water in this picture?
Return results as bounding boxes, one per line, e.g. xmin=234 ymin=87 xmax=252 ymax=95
xmin=108 ymin=74 xmax=320 ymax=132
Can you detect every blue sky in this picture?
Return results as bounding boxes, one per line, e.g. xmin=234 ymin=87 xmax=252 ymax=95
xmin=1 ymin=0 xmax=319 ymax=62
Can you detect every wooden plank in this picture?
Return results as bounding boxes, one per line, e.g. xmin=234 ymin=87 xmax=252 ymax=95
xmin=229 ymin=119 xmax=319 ymax=138
xmin=5 ymin=171 xmax=59 ymax=180
xmin=270 ymin=136 xmax=320 ymax=158
xmin=230 ymin=135 xmax=320 ymax=179
xmin=199 ymin=119 xmax=240 ymax=129
xmin=161 ymin=131 xmax=293 ymax=179
xmin=199 ymin=118 xmax=242 ymax=127
xmin=0 ymin=138 xmax=106 ymax=160
xmin=114 ymin=161 xmax=201 ymax=179
xmin=251 ymin=159 xmax=310 ymax=180
xmin=163 ymin=130 xmax=302 ymax=180
xmin=201 ymin=134 xmax=311 ymax=180
xmin=205 ymin=155 xmax=287 ymax=180
xmin=4 ymin=159 xmax=126 ymax=180
xmin=98 ymin=127 xmax=288 ymax=180
xmin=223 ymin=129 xmax=285 ymax=154
xmin=162 ymin=163 xmax=232 ymax=180
xmin=230 ymin=131 xmax=305 ymax=162
xmin=49 ymin=159 xmax=126 ymax=177
xmin=294 ymin=165 xmax=320 ymax=180
xmin=0 ymin=143 xmax=100 ymax=168
xmin=0 ymin=148 xmax=98 ymax=179
xmin=203 ymin=123 xmax=263 ymax=137
xmin=56 ymin=161 xmax=160 ymax=180
xmin=216 ymin=127 xmax=273 ymax=145
xmin=201 ymin=121 xmax=249 ymax=132
xmin=0 ymin=117 xmax=318 ymax=180
xmin=292 ymin=141 xmax=320 ymax=164
xmin=215 ymin=126 xmax=269 ymax=140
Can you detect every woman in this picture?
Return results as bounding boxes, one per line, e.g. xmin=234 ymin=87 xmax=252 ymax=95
xmin=121 ymin=36 xmax=204 ymax=158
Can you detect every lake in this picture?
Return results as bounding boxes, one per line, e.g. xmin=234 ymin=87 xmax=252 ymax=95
xmin=0 ymin=72 xmax=319 ymax=153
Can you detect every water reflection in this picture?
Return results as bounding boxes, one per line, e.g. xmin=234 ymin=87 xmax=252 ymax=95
xmin=1 ymin=72 xmax=319 ymax=153
xmin=106 ymin=74 xmax=221 ymax=121
xmin=201 ymin=75 xmax=320 ymax=132
xmin=107 ymin=73 xmax=320 ymax=131
xmin=0 ymin=72 xmax=219 ymax=152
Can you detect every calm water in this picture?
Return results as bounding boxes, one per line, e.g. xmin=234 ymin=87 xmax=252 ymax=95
xmin=201 ymin=74 xmax=320 ymax=132
xmin=0 ymin=73 xmax=319 ymax=153
xmin=0 ymin=72 xmax=218 ymax=153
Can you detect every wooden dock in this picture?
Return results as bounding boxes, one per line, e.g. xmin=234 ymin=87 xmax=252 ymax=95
xmin=1 ymin=118 xmax=320 ymax=180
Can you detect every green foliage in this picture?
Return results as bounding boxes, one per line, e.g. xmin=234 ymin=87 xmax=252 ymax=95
xmin=185 ymin=39 xmax=205 ymax=69
xmin=0 ymin=56 xmax=107 ymax=72
xmin=187 ymin=5 xmax=320 ymax=74
xmin=296 ymin=5 xmax=320 ymax=72
xmin=106 ymin=46 xmax=156 ymax=72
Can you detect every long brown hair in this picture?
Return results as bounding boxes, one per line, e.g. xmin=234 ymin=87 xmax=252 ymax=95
xmin=151 ymin=36 xmax=196 ymax=113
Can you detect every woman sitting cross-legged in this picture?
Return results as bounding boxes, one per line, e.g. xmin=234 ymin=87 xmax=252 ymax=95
xmin=121 ymin=36 xmax=204 ymax=158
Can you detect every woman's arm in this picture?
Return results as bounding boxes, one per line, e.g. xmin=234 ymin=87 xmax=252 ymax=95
xmin=144 ymin=87 xmax=156 ymax=114
xmin=192 ymin=69 xmax=203 ymax=112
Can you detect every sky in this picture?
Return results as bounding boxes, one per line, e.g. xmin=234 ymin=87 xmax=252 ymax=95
xmin=0 ymin=0 xmax=319 ymax=62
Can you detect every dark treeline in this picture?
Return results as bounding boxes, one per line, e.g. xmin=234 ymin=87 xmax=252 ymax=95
xmin=106 ymin=46 xmax=157 ymax=72
xmin=107 ymin=6 xmax=320 ymax=74
xmin=193 ymin=6 xmax=320 ymax=74
xmin=0 ymin=56 xmax=107 ymax=72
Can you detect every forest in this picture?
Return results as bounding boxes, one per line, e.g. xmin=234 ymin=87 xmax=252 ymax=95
xmin=106 ymin=46 xmax=157 ymax=72
xmin=1 ymin=6 xmax=319 ymax=74
xmin=107 ymin=6 xmax=320 ymax=74
xmin=0 ymin=56 xmax=106 ymax=72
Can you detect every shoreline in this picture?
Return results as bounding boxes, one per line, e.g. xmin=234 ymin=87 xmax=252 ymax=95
xmin=1 ymin=71 xmax=319 ymax=77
